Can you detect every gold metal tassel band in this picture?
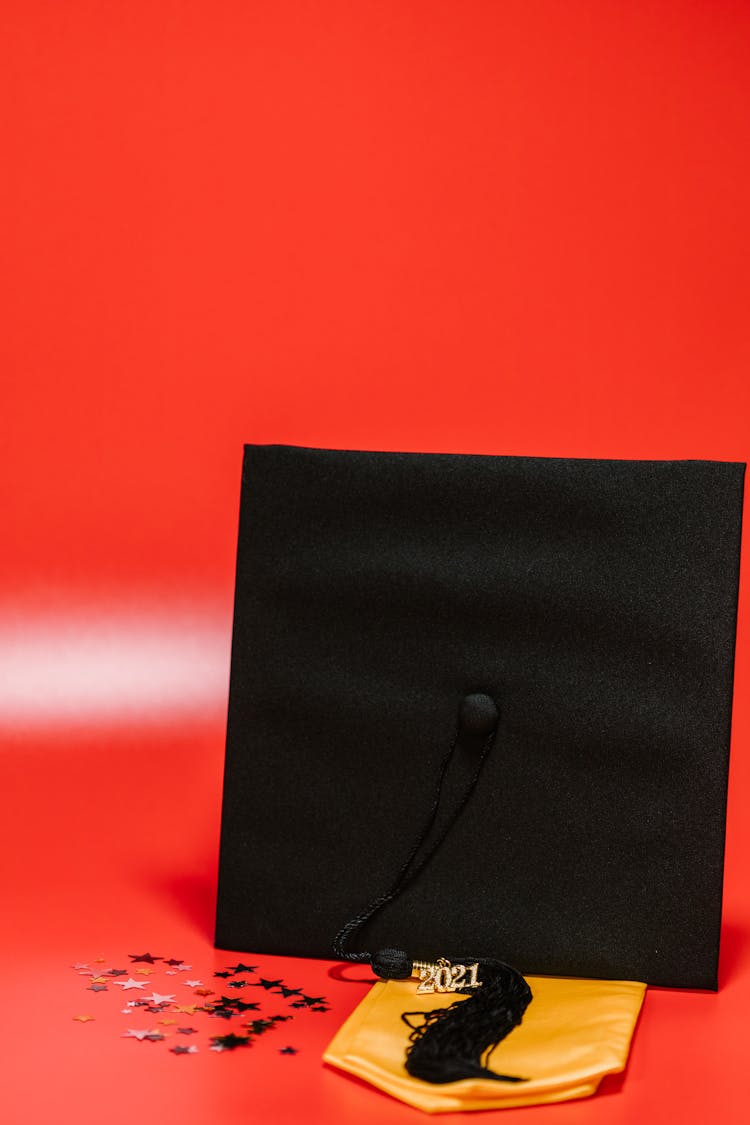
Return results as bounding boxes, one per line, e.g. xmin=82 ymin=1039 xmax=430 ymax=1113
xmin=412 ymin=958 xmax=483 ymax=994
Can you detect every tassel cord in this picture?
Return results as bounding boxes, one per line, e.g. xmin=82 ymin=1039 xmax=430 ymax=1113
xmin=333 ymin=727 xmax=496 ymax=963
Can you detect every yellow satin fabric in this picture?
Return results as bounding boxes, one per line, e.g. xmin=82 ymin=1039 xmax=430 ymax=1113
xmin=324 ymin=975 xmax=646 ymax=1112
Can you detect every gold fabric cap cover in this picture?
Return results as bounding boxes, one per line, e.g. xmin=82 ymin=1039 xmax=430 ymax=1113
xmin=324 ymin=975 xmax=646 ymax=1113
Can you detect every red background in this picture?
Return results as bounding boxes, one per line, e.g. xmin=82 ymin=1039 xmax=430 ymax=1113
xmin=2 ymin=2 xmax=749 ymax=1122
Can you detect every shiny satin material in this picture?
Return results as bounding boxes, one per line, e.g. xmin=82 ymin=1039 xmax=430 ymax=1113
xmin=324 ymin=975 xmax=646 ymax=1112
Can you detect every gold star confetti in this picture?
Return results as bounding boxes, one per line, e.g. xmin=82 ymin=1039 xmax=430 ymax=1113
xmin=158 ymin=1019 xmax=177 ymax=1026
xmin=73 ymin=1015 xmax=95 ymax=1023
xmin=194 ymin=988 xmax=213 ymax=997
xmin=174 ymin=1005 xmax=199 ymax=1015
xmin=136 ymin=967 xmax=154 ymax=976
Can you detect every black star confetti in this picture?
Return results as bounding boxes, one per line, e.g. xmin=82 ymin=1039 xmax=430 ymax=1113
xmin=177 ymin=1027 xmax=198 ymax=1035
xmin=279 ymin=1047 xmax=298 ymax=1055
xmin=227 ymin=980 xmax=248 ymax=989
xmin=276 ymin=986 xmax=302 ymax=998
xmin=255 ymin=978 xmax=283 ymax=991
xmin=171 ymin=1045 xmax=198 ymax=1055
xmin=244 ymin=1019 xmax=277 ymax=1036
xmin=163 ymin=958 xmax=185 ymax=967
xmin=87 ymin=984 xmax=108 ymax=993
xmin=105 ymin=968 xmax=128 ymax=977
xmin=128 ymin=953 xmax=163 ymax=964
xmin=214 ymin=970 xmax=233 ymax=978
xmin=228 ymin=963 xmax=257 ymax=975
xmin=210 ymin=1033 xmax=252 ymax=1052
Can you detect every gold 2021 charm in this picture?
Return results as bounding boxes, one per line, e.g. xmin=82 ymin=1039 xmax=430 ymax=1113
xmin=413 ymin=958 xmax=482 ymax=993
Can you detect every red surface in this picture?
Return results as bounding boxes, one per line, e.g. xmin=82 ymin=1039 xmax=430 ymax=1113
xmin=2 ymin=2 xmax=750 ymax=1122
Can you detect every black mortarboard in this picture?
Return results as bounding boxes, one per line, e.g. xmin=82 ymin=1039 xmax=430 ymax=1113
xmin=215 ymin=445 xmax=744 ymax=995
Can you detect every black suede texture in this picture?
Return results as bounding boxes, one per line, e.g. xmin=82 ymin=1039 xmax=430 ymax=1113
xmin=215 ymin=446 xmax=745 ymax=989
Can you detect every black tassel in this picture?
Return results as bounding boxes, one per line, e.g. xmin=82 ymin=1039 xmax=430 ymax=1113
xmin=400 ymin=958 xmax=532 ymax=1084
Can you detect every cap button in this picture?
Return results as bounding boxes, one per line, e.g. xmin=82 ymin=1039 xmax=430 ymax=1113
xmin=459 ymin=692 xmax=499 ymax=735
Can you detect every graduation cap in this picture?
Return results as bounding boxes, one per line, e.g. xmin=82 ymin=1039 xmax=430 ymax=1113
xmin=216 ymin=445 xmax=744 ymax=1085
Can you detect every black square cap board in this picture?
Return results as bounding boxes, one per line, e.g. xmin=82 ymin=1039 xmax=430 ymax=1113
xmin=216 ymin=445 xmax=745 ymax=990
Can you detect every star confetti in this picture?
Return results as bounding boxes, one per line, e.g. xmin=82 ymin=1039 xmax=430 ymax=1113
xmin=210 ymin=1033 xmax=252 ymax=1051
xmin=71 ymin=952 xmax=323 ymax=1061
xmin=207 ymin=1007 xmax=234 ymax=1020
xmin=142 ymin=992 xmax=176 ymax=1006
